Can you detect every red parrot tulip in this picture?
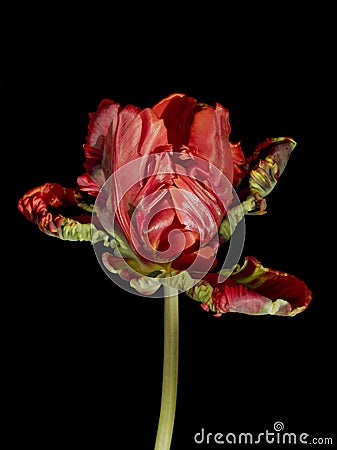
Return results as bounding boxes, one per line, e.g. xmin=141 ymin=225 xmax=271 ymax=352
xmin=17 ymin=93 xmax=312 ymax=316
xmin=17 ymin=92 xmax=314 ymax=450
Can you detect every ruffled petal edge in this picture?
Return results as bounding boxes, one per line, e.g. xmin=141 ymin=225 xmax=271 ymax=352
xmin=187 ymin=256 xmax=312 ymax=317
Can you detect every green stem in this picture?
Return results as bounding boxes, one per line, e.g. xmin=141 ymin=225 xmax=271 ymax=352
xmin=154 ymin=285 xmax=179 ymax=450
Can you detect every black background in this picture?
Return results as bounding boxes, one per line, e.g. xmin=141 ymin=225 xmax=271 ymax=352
xmin=3 ymin=3 xmax=335 ymax=449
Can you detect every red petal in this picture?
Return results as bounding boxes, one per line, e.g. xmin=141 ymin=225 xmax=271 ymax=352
xmin=169 ymin=186 xmax=218 ymax=243
xmin=153 ymin=94 xmax=235 ymax=186
xmin=136 ymin=198 xmax=176 ymax=250
xmin=212 ymin=280 xmax=273 ymax=315
xmin=230 ymin=142 xmax=247 ymax=187
xmin=77 ymin=171 xmax=103 ymax=196
xmin=188 ymin=102 xmax=234 ymax=184
xmin=80 ymin=100 xmax=170 ymax=246
xmin=173 ymin=174 xmax=225 ymax=228
xmin=113 ymin=106 xmax=168 ymax=171
xmin=111 ymin=106 xmax=169 ymax=242
xmin=202 ymin=257 xmax=312 ymax=316
xmin=152 ymin=93 xmax=197 ymax=149
xmin=230 ymin=256 xmax=312 ymax=312
xmin=172 ymin=245 xmax=217 ymax=272
xmin=83 ymin=99 xmax=120 ymax=174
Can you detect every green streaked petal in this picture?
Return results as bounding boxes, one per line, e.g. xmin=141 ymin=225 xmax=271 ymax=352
xmin=187 ymin=281 xmax=214 ymax=304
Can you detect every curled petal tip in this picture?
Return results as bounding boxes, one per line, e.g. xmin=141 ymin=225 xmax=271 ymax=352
xmin=271 ymin=137 xmax=297 ymax=149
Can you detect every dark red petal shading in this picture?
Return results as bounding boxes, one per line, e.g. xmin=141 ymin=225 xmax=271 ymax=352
xmin=173 ymin=244 xmax=218 ymax=272
xmin=152 ymin=93 xmax=197 ymax=149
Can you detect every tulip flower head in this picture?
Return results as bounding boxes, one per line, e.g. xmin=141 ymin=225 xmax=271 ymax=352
xmin=18 ymin=93 xmax=312 ymax=316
